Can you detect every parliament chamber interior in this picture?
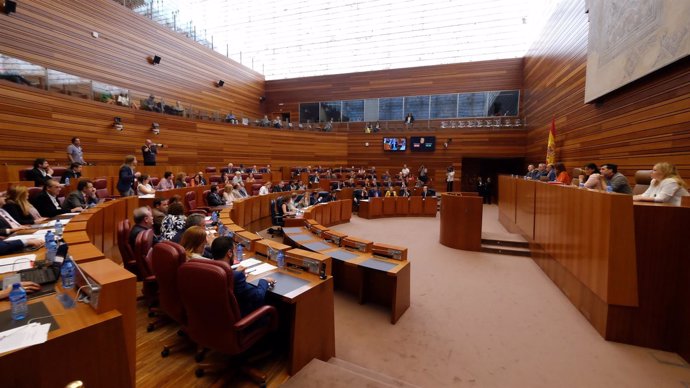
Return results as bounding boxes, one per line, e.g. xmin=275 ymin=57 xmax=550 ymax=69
xmin=1 ymin=0 xmax=690 ymax=387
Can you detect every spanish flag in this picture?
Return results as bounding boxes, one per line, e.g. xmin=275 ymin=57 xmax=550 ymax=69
xmin=546 ymin=117 xmax=556 ymax=165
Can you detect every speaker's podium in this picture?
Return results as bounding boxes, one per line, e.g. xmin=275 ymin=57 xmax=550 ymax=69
xmin=439 ymin=193 xmax=483 ymax=251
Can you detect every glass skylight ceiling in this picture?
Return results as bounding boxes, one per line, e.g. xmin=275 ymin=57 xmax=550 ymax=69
xmin=133 ymin=0 xmax=560 ymax=80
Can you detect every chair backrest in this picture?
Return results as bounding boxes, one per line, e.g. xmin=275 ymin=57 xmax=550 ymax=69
xmin=150 ymin=241 xmax=187 ymax=324
xmin=205 ymin=166 xmax=217 ymax=173
xmin=633 ymin=170 xmax=652 ymax=195
xmin=149 ymin=177 xmax=160 ymax=187
xmin=92 ymin=178 xmax=108 ymax=190
xmin=18 ymin=168 xmax=32 ymax=181
xmin=177 ymin=259 xmax=244 ymax=352
xmin=117 ymin=219 xmax=139 ymax=276
xmin=202 ymin=190 xmax=211 ymax=206
xmin=28 ymin=186 xmax=43 ymax=201
xmin=185 ymin=191 xmax=197 ymax=211
xmin=135 ymin=229 xmax=155 ymax=278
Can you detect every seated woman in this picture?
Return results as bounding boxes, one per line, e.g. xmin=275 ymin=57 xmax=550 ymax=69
xmin=219 ymin=171 xmax=231 ymax=185
xmin=137 ymin=174 xmax=156 ymax=195
xmin=281 ymin=194 xmax=298 ymax=215
xmin=231 ymin=184 xmax=246 ymax=201
xmin=633 ymin=162 xmax=689 ymax=206
xmin=245 ymin=173 xmax=256 ymax=184
xmin=3 ymin=186 xmax=48 ymax=225
xmin=578 ymin=163 xmax=604 ymax=190
xmin=222 ymin=185 xmax=234 ymax=205
xmin=160 ymin=202 xmax=186 ymax=241
xmin=180 ymin=225 xmax=211 ymax=260
xmin=190 ymin=173 xmax=203 ymax=187
xmin=297 ymin=190 xmax=313 ymax=209
xmin=174 ymin=172 xmax=187 ymax=188
xmin=554 ymin=162 xmax=571 ymax=184
xmin=384 ymin=184 xmax=398 ymax=197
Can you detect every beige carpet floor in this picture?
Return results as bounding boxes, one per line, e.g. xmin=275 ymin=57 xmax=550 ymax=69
xmin=325 ymin=205 xmax=690 ymax=387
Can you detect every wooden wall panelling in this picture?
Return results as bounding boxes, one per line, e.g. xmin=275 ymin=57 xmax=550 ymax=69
xmin=0 ymin=0 xmax=264 ymax=119
xmin=522 ymin=0 xmax=690 ymax=184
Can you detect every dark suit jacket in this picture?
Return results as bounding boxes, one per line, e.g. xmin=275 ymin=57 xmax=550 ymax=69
xmin=0 ymin=213 xmax=12 ymax=236
xmin=60 ymin=170 xmax=82 ymax=184
xmin=117 ymin=165 xmax=135 ymax=194
xmin=3 ymin=202 xmax=35 ymax=225
xmin=207 ymin=192 xmax=224 ymax=207
xmin=0 ymin=240 xmax=24 ymax=256
xmin=28 ymin=168 xmax=52 ymax=187
xmin=233 ymin=270 xmax=269 ymax=317
xmin=64 ymin=191 xmax=96 ymax=211
xmin=31 ymin=191 xmax=68 ymax=218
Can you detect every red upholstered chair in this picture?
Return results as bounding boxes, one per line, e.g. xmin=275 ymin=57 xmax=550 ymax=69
xmin=51 ymin=167 xmax=67 ymax=181
xmin=28 ymin=187 xmax=42 ymax=201
xmin=252 ymin=183 xmax=263 ymax=196
xmin=116 ymin=219 xmax=140 ymax=278
xmin=209 ymin=175 xmax=221 ymax=184
xmin=18 ymin=168 xmax=33 ymax=181
xmin=205 ymin=167 xmax=217 ymax=173
xmin=633 ymin=170 xmax=653 ymax=195
xmin=135 ymin=229 xmax=158 ymax=308
xmin=149 ymin=177 xmax=160 ymax=187
xmin=149 ymin=241 xmax=192 ymax=347
xmin=177 ymin=259 xmax=278 ymax=383
xmin=184 ymin=191 xmax=209 ymax=215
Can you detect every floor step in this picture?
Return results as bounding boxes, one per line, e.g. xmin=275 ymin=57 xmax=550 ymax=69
xmin=281 ymin=358 xmax=403 ymax=388
xmin=481 ymin=243 xmax=532 ymax=257
xmin=481 ymin=238 xmax=530 ymax=249
xmin=328 ymin=357 xmax=421 ymax=388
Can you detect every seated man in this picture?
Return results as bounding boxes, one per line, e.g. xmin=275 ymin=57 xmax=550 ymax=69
xmin=206 ymin=185 xmax=225 ymax=207
xmin=151 ymin=198 xmax=168 ymax=236
xmin=61 ymin=162 xmax=83 ymax=184
xmin=258 ymin=182 xmax=271 ymax=196
xmin=31 ymin=179 xmax=81 ymax=218
xmin=171 ymin=213 xmax=206 ymax=244
xmin=28 ymin=158 xmax=54 ymax=187
xmin=156 ymin=171 xmax=175 ymax=190
xmin=64 ymin=180 xmax=98 ymax=211
xmin=600 ymin=163 xmax=633 ymax=194
xmin=129 ymin=206 xmax=153 ymax=249
xmin=210 ymin=237 xmax=275 ymax=317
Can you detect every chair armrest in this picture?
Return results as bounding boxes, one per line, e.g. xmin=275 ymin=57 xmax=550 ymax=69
xmin=234 ymin=305 xmax=278 ymax=332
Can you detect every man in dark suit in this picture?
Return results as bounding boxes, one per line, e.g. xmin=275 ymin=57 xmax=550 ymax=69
xmin=28 ymin=158 xmax=54 ymax=187
xmin=210 ymin=236 xmax=275 ymax=317
xmin=129 ymin=206 xmax=153 ymax=249
xmin=60 ymin=162 xmax=83 ymax=184
xmin=31 ymin=179 xmax=79 ymax=218
xmin=64 ymin=180 xmax=98 ymax=211
xmin=420 ymin=185 xmax=434 ymax=199
xmin=206 ymin=185 xmax=224 ymax=207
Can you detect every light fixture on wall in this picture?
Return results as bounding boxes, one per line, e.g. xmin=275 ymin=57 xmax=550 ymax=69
xmin=113 ymin=117 xmax=123 ymax=131
xmin=216 ymin=80 xmax=224 ymax=87
xmin=443 ymin=138 xmax=452 ymax=149
xmin=151 ymin=122 xmax=160 ymax=135
xmin=150 ymin=55 xmax=162 ymax=65
xmin=364 ymin=142 xmax=369 ymax=147
xmin=3 ymin=0 xmax=17 ymax=15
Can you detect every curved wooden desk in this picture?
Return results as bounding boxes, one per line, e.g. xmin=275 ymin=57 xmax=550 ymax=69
xmin=439 ymin=193 xmax=483 ymax=251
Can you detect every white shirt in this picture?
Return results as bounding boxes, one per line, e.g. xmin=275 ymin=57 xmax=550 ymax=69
xmin=401 ymin=167 xmax=410 ymax=177
xmin=259 ymin=186 xmax=270 ymax=195
xmin=446 ymin=170 xmax=455 ymax=182
xmin=641 ymin=178 xmax=689 ymax=206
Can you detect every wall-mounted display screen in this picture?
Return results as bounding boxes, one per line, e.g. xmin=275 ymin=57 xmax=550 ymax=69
xmin=410 ymin=136 xmax=435 ymax=152
xmin=383 ymin=137 xmax=407 ymax=151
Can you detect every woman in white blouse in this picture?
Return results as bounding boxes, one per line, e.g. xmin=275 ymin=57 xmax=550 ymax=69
xmin=633 ymin=162 xmax=689 ymax=206
xmin=578 ymin=163 xmax=604 ymax=190
xmin=137 ymin=174 xmax=156 ymax=195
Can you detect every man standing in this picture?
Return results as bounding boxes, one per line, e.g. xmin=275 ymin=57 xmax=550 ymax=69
xmin=600 ymin=164 xmax=633 ymax=194
xmin=64 ymin=180 xmax=98 ymax=211
xmin=405 ymin=113 xmax=415 ymax=129
xmin=141 ymin=139 xmax=164 ymax=166
xmin=61 ymin=163 xmax=83 ymax=184
xmin=67 ymin=137 xmax=86 ymax=165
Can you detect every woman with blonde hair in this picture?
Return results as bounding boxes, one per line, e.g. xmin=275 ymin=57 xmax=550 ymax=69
xmin=179 ymin=225 xmax=209 ymax=260
xmin=633 ymin=162 xmax=689 ymax=206
xmin=174 ymin=172 xmax=188 ymax=188
xmin=3 ymin=186 xmax=47 ymax=225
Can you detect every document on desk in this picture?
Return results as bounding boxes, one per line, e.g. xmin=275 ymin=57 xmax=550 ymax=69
xmin=138 ymin=194 xmax=155 ymax=199
xmin=0 ymin=254 xmax=36 ymax=274
xmin=232 ymin=258 xmax=262 ymax=269
xmin=245 ymin=263 xmax=276 ymax=276
xmin=36 ymin=219 xmax=71 ymax=228
xmin=5 ymin=230 xmax=49 ymax=242
xmin=0 ymin=323 xmax=51 ymax=354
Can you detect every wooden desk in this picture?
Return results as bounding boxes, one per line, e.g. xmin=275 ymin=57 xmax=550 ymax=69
xmin=498 ymin=175 xmax=690 ymax=362
xmin=439 ymin=193 xmax=483 ymax=251
xmin=382 ymin=197 xmax=396 ymax=216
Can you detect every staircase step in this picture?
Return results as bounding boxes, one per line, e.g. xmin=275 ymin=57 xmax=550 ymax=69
xmin=481 ymin=238 xmax=529 ymax=249
xmin=282 ymin=358 xmax=399 ymax=388
xmin=328 ymin=357 xmax=421 ymax=388
xmin=481 ymin=244 xmax=531 ymax=257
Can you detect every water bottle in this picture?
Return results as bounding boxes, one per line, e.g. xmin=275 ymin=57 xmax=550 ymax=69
xmin=61 ymin=257 xmax=76 ymax=289
xmin=64 ymin=176 xmax=70 ymax=186
xmin=236 ymin=243 xmax=243 ymax=262
xmin=606 ymin=185 xmax=613 ymax=193
xmin=217 ymin=221 xmax=225 ymax=236
xmin=45 ymin=230 xmax=55 ymax=245
xmin=55 ymin=219 xmax=63 ymax=238
xmin=277 ymin=250 xmax=285 ymax=269
xmin=45 ymin=237 xmax=58 ymax=264
xmin=579 ymin=182 xmax=585 ymax=188
xmin=211 ymin=211 xmax=219 ymax=224
xmin=9 ymin=283 xmax=28 ymax=321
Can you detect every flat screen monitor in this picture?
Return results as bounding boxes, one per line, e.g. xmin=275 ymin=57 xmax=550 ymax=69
xmin=410 ymin=136 xmax=436 ymax=152
xmin=382 ymin=137 xmax=407 ymax=151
